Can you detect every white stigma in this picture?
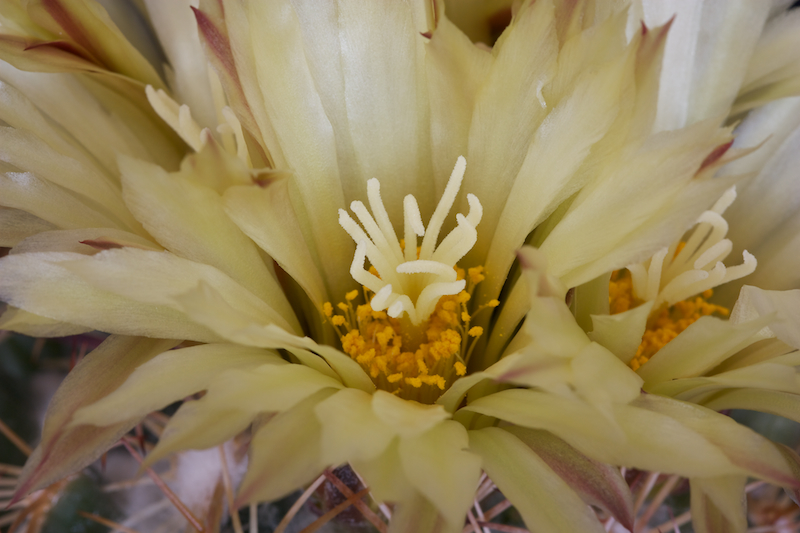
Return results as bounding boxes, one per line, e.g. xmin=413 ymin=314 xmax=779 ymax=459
xmin=338 ymin=156 xmax=481 ymax=325
xmin=627 ymin=186 xmax=757 ymax=306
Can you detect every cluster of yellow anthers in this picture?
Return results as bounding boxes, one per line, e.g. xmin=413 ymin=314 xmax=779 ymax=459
xmin=324 ymin=265 xmax=498 ymax=401
xmin=610 ymin=269 xmax=729 ymax=371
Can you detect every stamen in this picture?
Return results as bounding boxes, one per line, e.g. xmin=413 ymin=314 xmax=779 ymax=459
xmin=220 ymin=107 xmax=250 ymax=164
xmin=403 ymin=195 xmax=425 ymax=262
xmin=323 ymin=269 xmax=488 ymax=403
xmin=623 ymin=186 xmax=755 ymax=307
xmin=608 ymin=187 xmax=755 ymax=371
xmin=419 ymin=156 xmax=467 ymax=260
xmin=146 ymin=86 xmax=205 ymax=151
xmin=609 ymin=269 xmax=730 ymax=371
xmin=396 ymin=260 xmax=458 ymax=279
xmin=338 ymin=156 xmax=481 ymax=326
xmin=367 ymin=179 xmax=404 ymax=262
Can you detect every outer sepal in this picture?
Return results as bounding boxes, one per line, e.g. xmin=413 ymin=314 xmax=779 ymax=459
xmin=690 ymin=476 xmax=747 ymax=533
xmin=13 ymin=336 xmax=178 ymax=500
xmin=505 ymin=426 xmax=635 ymax=531
xmin=469 ymin=427 xmax=606 ymax=533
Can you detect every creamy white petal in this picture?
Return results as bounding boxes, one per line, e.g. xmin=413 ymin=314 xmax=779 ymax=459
xmin=690 ymin=476 xmax=748 ymax=533
xmin=235 ymin=389 xmax=334 ymax=506
xmin=637 ymin=314 xmax=773 ymax=386
xmin=145 ymin=398 xmax=254 ymax=466
xmin=72 ymin=344 xmax=284 ymax=427
xmin=640 ymin=0 xmax=769 ymax=129
xmin=223 ymin=180 xmax=328 ymax=306
xmin=0 ymin=206 xmax=56 ymax=247
xmin=483 ymin=50 xmax=629 ymax=300
xmin=15 ymin=337 xmax=178 ymax=495
xmin=0 ymin=306 xmax=92 ymax=337
xmin=9 ymin=228 xmax=160 ymax=255
xmin=143 ymin=0 xmax=217 ymax=130
xmin=335 ymin=0 xmax=435 ymax=221
xmin=425 ymin=17 xmax=492 ymax=198
xmin=0 ymin=251 xmax=221 ymax=341
xmin=0 ymin=127 xmax=138 ymax=230
xmin=463 ymin=0 xmax=557 ymax=262
xmin=223 ymin=0 xmax=352 ymax=295
xmin=399 ymin=420 xmax=482 ymax=528
xmin=589 ymin=301 xmax=654 ymax=363
xmin=119 ymin=156 xmax=295 ymax=319
xmin=314 ymin=388 xmax=395 ymax=466
xmin=0 ymin=170 xmax=125 ymax=231
xmin=60 ymin=248 xmax=298 ymax=333
xmin=173 ymin=281 xmax=375 ymax=392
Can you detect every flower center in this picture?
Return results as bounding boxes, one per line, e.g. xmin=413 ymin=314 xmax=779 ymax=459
xmin=331 ymin=157 xmax=496 ymax=402
xmin=324 ymin=267 xmax=496 ymax=403
xmin=610 ymin=268 xmax=730 ymax=371
xmin=625 ymin=187 xmax=755 ymax=307
xmin=608 ymin=186 xmax=754 ymax=371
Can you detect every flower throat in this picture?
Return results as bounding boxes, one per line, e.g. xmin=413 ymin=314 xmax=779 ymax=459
xmin=328 ymin=157 xmax=495 ymax=402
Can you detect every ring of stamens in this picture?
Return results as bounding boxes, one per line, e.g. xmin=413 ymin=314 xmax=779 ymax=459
xmin=329 ymin=157 xmax=498 ymax=402
xmin=324 ymin=266 xmax=499 ymax=403
xmin=610 ymin=187 xmax=754 ymax=370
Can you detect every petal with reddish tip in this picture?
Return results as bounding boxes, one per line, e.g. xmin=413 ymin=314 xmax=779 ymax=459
xmin=702 ymin=389 xmax=800 ymax=425
xmin=690 ymin=476 xmax=747 ymax=533
xmin=26 ymin=0 xmax=165 ymax=88
xmin=13 ymin=336 xmax=178 ymax=499
xmin=469 ymin=427 xmax=606 ymax=533
xmin=633 ymin=394 xmax=800 ymax=488
xmin=505 ymin=427 xmax=635 ymax=531
xmin=774 ymin=444 xmax=800 ymax=506
xmin=72 ymin=344 xmax=284 ymax=428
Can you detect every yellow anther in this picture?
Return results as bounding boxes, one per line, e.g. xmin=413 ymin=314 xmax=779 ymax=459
xmin=609 ymin=269 xmax=729 ymax=370
xmin=356 ymin=305 xmax=372 ymax=320
xmin=376 ymin=329 xmax=392 ymax=349
xmin=488 ymin=299 xmax=500 ymax=308
xmin=420 ymin=375 xmax=446 ymax=390
xmin=335 ymin=266 xmax=484 ymax=401
xmin=406 ymin=377 xmax=422 ymax=388
xmin=441 ymin=300 xmax=457 ymax=311
xmin=356 ymin=349 xmax=375 ymax=365
xmin=468 ymin=326 xmax=483 ymax=338
xmin=468 ymin=266 xmax=485 ymax=284
xmin=437 ymin=309 xmax=453 ymax=322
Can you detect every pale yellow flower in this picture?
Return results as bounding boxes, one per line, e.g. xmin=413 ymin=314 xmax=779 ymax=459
xmin=1 ymin=0 xmax=800 ymax=532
